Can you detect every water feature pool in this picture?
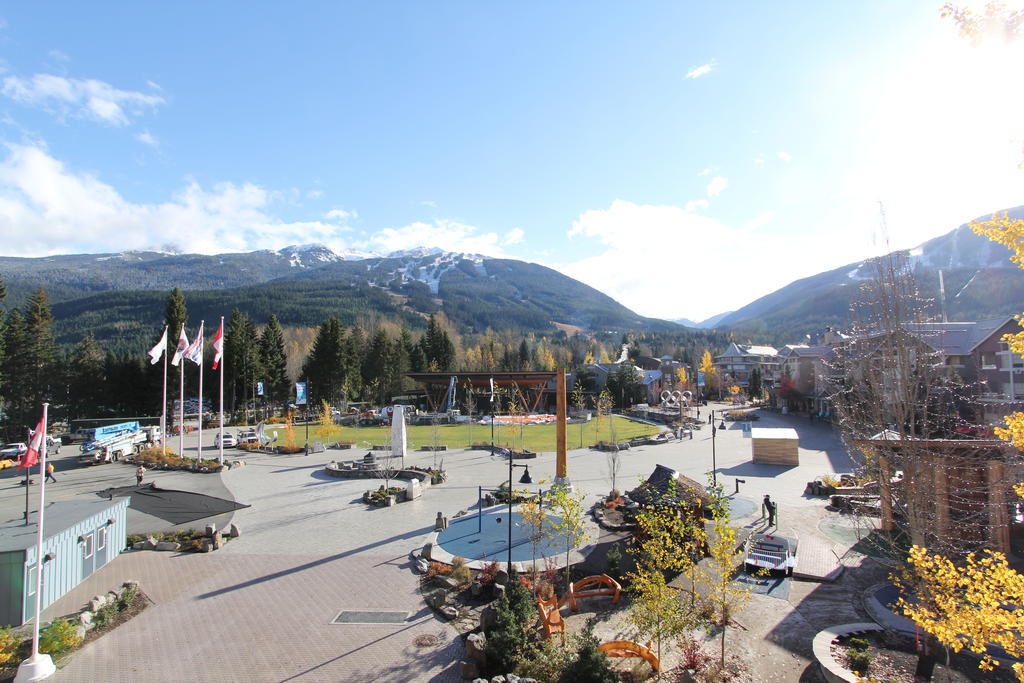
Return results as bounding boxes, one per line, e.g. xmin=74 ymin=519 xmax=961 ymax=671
xmin=433 ymin=504 xmax=580 ymax=570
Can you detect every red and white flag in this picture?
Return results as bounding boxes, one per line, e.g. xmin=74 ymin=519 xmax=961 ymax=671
xmin=184 ymin=321 xmax=204 ymax=365
xmin=19 ymin=416 xmax=44 ymax=469
xmin=211 ymin=320 xmax=224 ymax=369
xmin=148 ymin=326 xmax=168 ymax=365
xmin=171 ymin=325 xmax=189 ymax=367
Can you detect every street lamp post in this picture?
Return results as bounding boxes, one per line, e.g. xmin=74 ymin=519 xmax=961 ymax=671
xmin=710 ymin=409 xmax=718 ymax=487
xmin=506 ymin=457 xmax=533 ymax=576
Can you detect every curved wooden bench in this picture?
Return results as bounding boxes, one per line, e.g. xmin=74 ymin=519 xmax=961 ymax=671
xmin=566 ymin=574 xmax=621 ymax=611
xmin=597 ymin=640 xmax=660 ymax=672
xmin=536 ymin=597 xmax=565 ymax=642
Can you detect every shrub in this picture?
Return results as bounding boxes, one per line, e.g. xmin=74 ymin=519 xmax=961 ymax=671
xmin=0 ymin=626 xmax=20 ymax=666
xmin=92 ymin=601 xmax=119 ymax=628
xmin=846 ymin=648 xmax=873 ymax=676
xmin=450 ymin=556 xmax=472 ymax=585
xmin=819 ymin=474 xmax=841 ymax=488
xmin=606 ymin=542 xmax=622 ymax=579
xmin=847 ymin=637 xmax=870 ymax=651
xmin=478 ymin=561 xmax=500 ymax=586
xmin=425 ymin=561 xmax=452 ymax=578
xmin=483 ymin=582 xmax=537 ymax=676
xmin=677 ymin=636 xmax=711 ymax=673
xmin=39 ymin=618 xmax=82 ymax=655
xmin=117 ymin=584 xmax=140 ymax=611
xmin=559 ymin=627 xmax=616 ymax=683
xmin=518 ymin=635 xmax=574 ymax=681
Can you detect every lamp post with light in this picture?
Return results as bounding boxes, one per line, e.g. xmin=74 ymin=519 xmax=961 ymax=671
xmin=506 ymin=459 xmax=533 ymax=576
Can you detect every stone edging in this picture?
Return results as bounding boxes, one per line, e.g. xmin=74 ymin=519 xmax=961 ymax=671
xmin=811 ymin=622 xmax=883 ymax=683
xmin=425 ymin=504 xmax=596 ymax=571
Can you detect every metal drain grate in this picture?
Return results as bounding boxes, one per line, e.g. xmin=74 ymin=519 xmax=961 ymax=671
xmin=332 ymin=610 xmax=408 ymax=625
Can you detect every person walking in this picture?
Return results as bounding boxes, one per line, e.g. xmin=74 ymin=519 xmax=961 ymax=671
xmin=45 ymin=462 xmax=56 ymax=483
xmin=135 ymin=465 xmax=146 ymax=486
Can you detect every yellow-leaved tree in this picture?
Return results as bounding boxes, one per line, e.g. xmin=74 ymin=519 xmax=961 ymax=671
xmin=972 ymin=213 xmax=1024 ymax=451
xmin=895 ymin=544 xmax=1024 ymax=679
xmin=699 ymin=349 xmax=718 ymax=396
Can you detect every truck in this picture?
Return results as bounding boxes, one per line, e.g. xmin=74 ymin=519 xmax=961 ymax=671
xmin=79 ymin=423 xmax=159 ymax=465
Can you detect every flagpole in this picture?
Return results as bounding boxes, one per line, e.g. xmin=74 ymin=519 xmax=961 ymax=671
xmin=22 ymin=425 xmax=30 ymax=525
xmin=196 ymin=321 xmax=204 ymax=470
xmin=219 ymin=316 xmax=225 ymax=466
xmin=161 ymin=335 xmax=168 ymax=452
xmin=179 ymin=347 xmax=185 ymax=460
xmin=15 ymin=402 xmax=55 ymax=682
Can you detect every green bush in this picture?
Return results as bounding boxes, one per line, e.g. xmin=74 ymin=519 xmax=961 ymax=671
xmin=606 ymin=542 xmax=622 ymax=579
xmin=117 ymin=584 xmax=140 ymax=611
xmin=39 ymin=618 xmax=82 ymax=655
xmin=0 ymin=626 xmax=20 ymax=666
xmin=483 ymin=581 xmax=537 ymax=676
xmin=847 ymin=637 xmax=870 ymax=651
xmin=560 ymin=627 xmax=617 ymax=683
xmin=92 ymin=601 xmax=119 ymax=628
xmin=847 ymin=647 xmax=873 ymax=675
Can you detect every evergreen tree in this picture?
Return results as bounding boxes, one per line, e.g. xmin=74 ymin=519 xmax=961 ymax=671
xmin=225 ymin=309 xmax=261 ymax=415
xmin=259 ymin=314 xmax=290 ymax=404
xmin=559 ymin=628 xmax=616 ymax=683
xmin=518 ymin=339 xmax=530 ymax=370
xmin=363 ymin=329 xmax=392 ymax=405
xmin=422 ymin=315 xmax=455 ymax=371
xmin=1 ymin=309 xmax=30 ymax=435
xmin=23 ymin=288 xmax=58 ymax=408
xmin=301 ymin=317 xmax=346 ymax=406
xmin=164 ymin=288 xmax=187 ymax=354
xmin=346 ymin=326 xmax=365 ymax=400
xmin=483 ymin=581 xmax=536 ymax=676
xmin=67 ymin=334 xmax=106 ymax=421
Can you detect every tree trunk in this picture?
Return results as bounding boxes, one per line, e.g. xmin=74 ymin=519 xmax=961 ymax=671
xmin=915 ymin=633 xmax=937 ymax=680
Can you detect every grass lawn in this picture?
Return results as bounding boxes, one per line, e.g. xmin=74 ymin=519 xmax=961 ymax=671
xmin=268 ymin=415 xmax=658 ymax=453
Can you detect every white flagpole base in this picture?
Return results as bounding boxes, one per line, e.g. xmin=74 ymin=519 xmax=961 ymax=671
xmin=14 ymin=653 xmax=56 ymax=681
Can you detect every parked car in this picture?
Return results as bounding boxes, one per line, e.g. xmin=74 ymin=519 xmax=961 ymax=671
xmin=213 ymin=432 xmax=237 ymax=448
xmin=0 ymin=443 xmax=28 ymax=458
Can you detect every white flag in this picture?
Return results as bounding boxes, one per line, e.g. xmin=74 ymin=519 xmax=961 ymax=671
xmin=148 ymin=326 xmax=168 ymax=365
xmin=171 ymin=325 xmax=189 ymax=367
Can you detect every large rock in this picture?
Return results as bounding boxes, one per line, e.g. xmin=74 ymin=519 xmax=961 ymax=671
xmin=205 ymin=524 xmax=218 ymax=537
xmin=78 ymin=611 xmax=93 ymax=629
xmin=424 ymin=590 xmax=448 ymax=610
xmin=465 ymin=632 xmax=487 ymax=665
xmin=198 ymin=539 xmax=213 ymax=553
xmin=415 ymin=559 xmax=430 ymax=574
xmin=212 ymin=531 xmax=224 ymax=550
xmin=459 ymin=660 xmax=479 ymax=680
xmin=479 ymin=606 xmax=498 ymax=632
xmin=421 ymin=543 xmax=433 ymax=560
xmin=440 ymin=605 xmax=458 ymax=620
xmin=154 ymin=541 xmax=180 ymax=551
xmin=88 ymin=599 xmax=104 ymax=612
xmin=228 ymin=523 xmax=240 ymax=538
xmin=432 ymin=575 xmax=459 ymax=590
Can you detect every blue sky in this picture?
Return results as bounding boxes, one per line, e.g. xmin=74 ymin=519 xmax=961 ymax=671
xmin=0 ymin=2 xmax=1020 ymax=321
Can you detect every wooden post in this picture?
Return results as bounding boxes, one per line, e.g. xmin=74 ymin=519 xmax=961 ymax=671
xmin=556 ymin=369 xmax=567 ymax=482
xmin=987 ymin=459 xmax=1010 ymax=554
xmin=879 ymin=454 xmax=894 ymax=532
xmin=933 ymin=459 xmax=949 ymax=541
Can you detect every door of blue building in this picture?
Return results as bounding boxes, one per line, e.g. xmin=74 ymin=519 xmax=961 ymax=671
xmin=81 ymin=531 xmax=96 ymax=581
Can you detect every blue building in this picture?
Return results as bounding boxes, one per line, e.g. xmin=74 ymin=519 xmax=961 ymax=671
xmin=0 ymin=498 xmax=129 ymax=626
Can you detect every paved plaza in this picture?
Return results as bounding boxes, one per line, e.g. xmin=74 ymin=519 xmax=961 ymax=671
xmin=0 ymin=404 xmax=866 ymax=681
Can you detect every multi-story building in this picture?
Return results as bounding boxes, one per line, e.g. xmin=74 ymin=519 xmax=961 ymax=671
xmin=712 ymin=343 xmax=779 ymax=394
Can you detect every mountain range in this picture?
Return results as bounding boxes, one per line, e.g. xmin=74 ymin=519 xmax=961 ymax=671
xmin=712 ymin=206 xmax=1024 ymax=341
xmin=0 ymin=245 xmax=678 ymax=348
xmin=2 ymin=207 xmax=1022 ymax=350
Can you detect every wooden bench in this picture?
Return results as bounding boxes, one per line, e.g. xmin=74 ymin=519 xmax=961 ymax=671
xmin=566 ymin=574 xmax=621 ymax=611
xmin=597 ymin=640 xmax=659 ymax=672
xmin=536 ymin=597 xmax=564 ymax=642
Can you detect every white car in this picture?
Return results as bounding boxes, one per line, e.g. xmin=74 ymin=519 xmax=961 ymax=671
xmin=213 ymin=432 xmax=237 ymax=448
xmin=0 ymin=442 xmax=28 ymax=458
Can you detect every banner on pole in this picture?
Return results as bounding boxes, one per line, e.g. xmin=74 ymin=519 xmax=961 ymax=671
xmin=697 ymin=371 xmax=706 ymax=387
xmin=257 ymin=381 xmax=265 ymax=396
xmin=295 ymin=382 xmax=307 ymax=405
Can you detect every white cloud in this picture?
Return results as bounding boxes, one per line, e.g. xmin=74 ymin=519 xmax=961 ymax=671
xmin=685 ymin=61 xmax=715 ymax=79
xmin=684 ymin=199 xmax=708 ymax=212
xmin=47 ymin=50 xmax=70 ymax=63
xmin=135 ymin=130 xmax=158 ymax=147
xmin=419 ymin=200 xmax=438 ymax=208
xmin=325 ymin=208 xmax=356 ymax=222
xmin=306 ymin=189 xmax=323 ymax=200
xmin=706 ymin=176 xmax=728 ymax=197
xmin=698 ymin=168 xmax=711 ymax=176
xmin=753 ymin=154 xmax=765 ymax=165
xmin=362 ymin=218 xmax=510 ymax=257
xmin=562 ymin=200 xmax=837 ymax=320
xmin=745 ymin=210 xmax=776 ymax=230
xmin=0 ymin=144 xmax=361 ymax=256
xmin=502 ymin=227 xmax=525 ymax=245
xmin=1 ymin=74 xmax=164 ymax=126
xmin=776 ymin=151 xmax=792 ymax=161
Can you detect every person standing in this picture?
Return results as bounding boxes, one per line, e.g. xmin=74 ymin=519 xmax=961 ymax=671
xmin=135 ymin=465 xmax=146 ymax=486
xmin=763 ymin=494 xmax=777 ymax=526
xmin=45 ymin=462 xmax=56 ymax=483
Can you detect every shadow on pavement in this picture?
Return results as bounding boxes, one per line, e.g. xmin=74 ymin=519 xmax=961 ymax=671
xmin=196 ymin=523 xmax=434 ymax=600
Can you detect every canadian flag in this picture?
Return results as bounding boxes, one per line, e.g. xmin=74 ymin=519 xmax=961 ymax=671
xmin=184 ymin=321 xmax=204 ymax=365
xmin=148 ymin=326 xmax=168 ymax=365
xmin=212 ymin=320 xmax=224 ymax=370
xmin=171 ymin=325 xmax=189 ymax=367
xmin=19 ymin=416 xmax=45 ymax=469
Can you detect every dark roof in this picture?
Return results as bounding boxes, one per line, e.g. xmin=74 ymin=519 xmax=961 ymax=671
xmin=628 ymin=464 xmax=711 ymax=507
xmin=903 ymin=317 xmax=1012 ymax=355
xmin=0 ymin=498 xmax=128 ymax=553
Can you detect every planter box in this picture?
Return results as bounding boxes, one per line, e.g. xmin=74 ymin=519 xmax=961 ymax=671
xmin=371 ymin=445 xmax=391 ymax=451
xmin=419 ymin=445 xmax=448 ymax=451
xmin=333 ymin=442 xmax=354 ymax=450
xmin=510 ymin=450 xmax=537 ymax=459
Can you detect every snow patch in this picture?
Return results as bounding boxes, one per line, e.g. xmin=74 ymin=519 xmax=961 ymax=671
xmin=954 ymin=270 xmax=979 ymax=298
